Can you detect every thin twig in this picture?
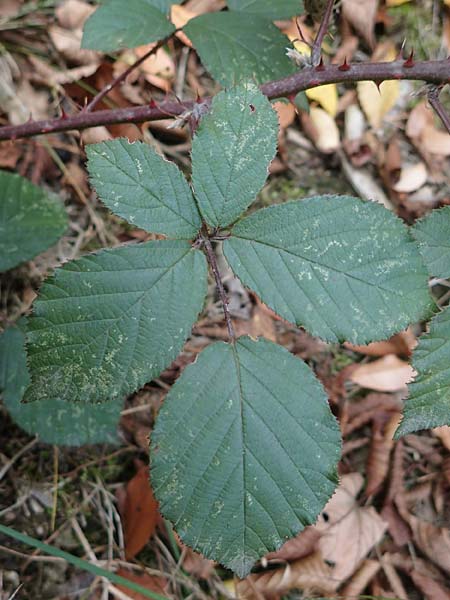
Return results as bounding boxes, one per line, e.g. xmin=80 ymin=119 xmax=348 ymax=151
xmin=202 ymin=238 xmax=236 ymax=342
xmin=1 ymin=58 xmax=448 ymax=141
xmin=427 ymin=85 xmax=450 ymax=134
xmin=85 ymin=29 xmax=181 ymax=112
xmin=311 ymin=0 xmax=335 ymax=66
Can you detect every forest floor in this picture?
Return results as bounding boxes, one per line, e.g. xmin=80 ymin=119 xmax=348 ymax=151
xmin=1 ymin=1 xmax=450 ymax=599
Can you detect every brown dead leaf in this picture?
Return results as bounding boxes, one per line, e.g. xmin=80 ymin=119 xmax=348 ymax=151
xmin=366 ymin=413 xmax=401 ymax=496
xmin=342 ymin=0 xmax=378 ymax=47
xmin=433 ymin=426 xmax=450 ymax=451
xmin=273 ymin=101 xmax=296 ymax=130
xmin=0 ymin=142 xmax=21 ymax=169
xmin=350 ymin=355 xmax=415 ymax=392
xmin=115 ymin=568 xmax=167 ymax=599
xmin=181 ymin=545 xmax=215 ymax=580
xmin=316 ymin=473 xmax=387 ymax=583
xmin=407 ymin=101 xmax=450 ymax=157
xmin=265 ymin=526 xmax=321 ymax=563
xmin=407 ymin=514 xmax=450 ymax=574
xmin=237 ymin=552 xmax=337 ymax=599
xmin=120 ymin=462 xmax=159 ymax=559
xmin=411 ymin=571 xmax=450 ymax=600
xmin=346 ymin=328 xmax=416 ymax=358
xmin=341 ymin=559 xmax=380 ymax=598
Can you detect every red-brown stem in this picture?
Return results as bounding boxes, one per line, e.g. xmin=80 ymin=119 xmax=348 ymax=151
xmin=0 ymin=59 xmax=449 ymax=141
xmin=427 ymin=85 xmax=450 ymax=134
xmin=311 ymin=0 xmax=335 ymax=66
xmin=202 ymin=237 xmax=236 ymax=342
xmin=85 ymin=29 xmax=181 ymax=112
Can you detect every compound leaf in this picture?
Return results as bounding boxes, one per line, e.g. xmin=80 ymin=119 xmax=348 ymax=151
xmin=183 ymin=12 xmax=294 ymax=87
xmin=227 ymin=0 xmax=304 ymax=19
xmin=224 ymin=195 xmax=432 ymax=344
xmin=412 ymin=206 xmax=450 ymax=279
xmin=82 ymin=0 xmax=175 ymax=52
xmin=0 ymin=171 xmax=67 ymax=272
xmin=0 ymin=323 xmax=122 ymax=446
xmin=86 ymin=139 xmax=201 ymax=238
xmin=25 ymin=240 xmax=207 ymax=404
xmin=151 ymin=336 xmax=341 ymax=577
xmin=396 ymin=305 xmax=450 ymax=437
xmin=191 ymin=84 xmax=278 ymax=228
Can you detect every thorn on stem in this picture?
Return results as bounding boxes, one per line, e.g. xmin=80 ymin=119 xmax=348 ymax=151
xmin=149 ymin=98 xmax=158 ymax=109
xmin=403 ymin=50 xmax=415 ymax=68
xmin=338 ymin=57 xmax=351 ymax=71
xmin=315 ymin=56 xmax=325 ymax=71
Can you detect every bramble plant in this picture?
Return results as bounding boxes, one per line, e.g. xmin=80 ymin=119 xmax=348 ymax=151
xmin=1 ymin=0 xmax=450 ymax=584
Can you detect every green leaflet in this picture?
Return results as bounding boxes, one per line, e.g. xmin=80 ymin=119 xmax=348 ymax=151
xmin=191 ymin=84 xmax=278 ymax=228
xmin=183 ymin=12 xmax=295 ymax=87
xmin=396 ymin=305 xmax=450 ymax=437
xmin=0 ymin=170 xmax=67 ymax=271
xmin=151 ymin=336 xmax=341 ymax=577
xmin=224 ymin=195 xmax=433 ymax=344
xmin=81 ymin=0 xmax=175 ymax=52
xmin=412 ymin=206 xmax=450 ymax=279
xmin=0 ymin=323 xmax=122 ymax=445
xmin=86 ymin=139 xmax=201 ymax=238
xmin=25 ymin=240 xmax=207 ymax=404
xmin=227 ymin=0 xmax=304 ymax=19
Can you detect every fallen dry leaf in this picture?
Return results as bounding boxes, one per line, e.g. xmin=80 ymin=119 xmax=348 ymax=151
xmin=273 ymin=101 xmax=296 ymax=130
xmin=346 ymin=328 xmax=416 ymax=357
xmin=181 ymin=545 xmax=216 ymax=580
xmin=341 ymin=559 xmax=380 ymax=598
xmin=120 ymin=462 xmax=159 ymax=559
xmin=265 ymin=526 xmax=321 ymax=563
xmin=116 ymin=568 xmax=167 ymax=599
xmin=366 ymin=413 xmax=401 ymax=496
xmin=433 ymin=426 xmax=450 ymax=451
xmin=55 ymin=0 xmax=95 ymax=30
xmin=407 ymin=514 xmax=450 ymax=574
xmin=342 ymin=0 xmax=379 ymax=47
xmin=237 ymin=552 xmax=337 ymax=599
xmin=357 ymin=79 xmax=399 ymax=129
xmin=306 ymin=83 xmax=338 ymax=117
xmin=316 ymin=473 xmax=387 ymax=582
xmin=393 ymin=162 xmax=428 ymax=193
xmin=309 ymin=107 xmax=340 ymax=153
xmin=350 ymin=355 xmax=415 ymax=392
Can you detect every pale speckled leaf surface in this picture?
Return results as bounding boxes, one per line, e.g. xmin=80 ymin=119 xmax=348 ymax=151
xmin=82 ymin=0 xmax=175 ymax=52
xmin=0 ymin=323 xmax=122 ymax=446
xmin=86 ymin=139 xmax=201 ymax=238
xmin=151 ymin=336 xmax=341 ymax=578
xmin=224 ymin=195 xmax=432 ymax=344
xmin=227 ymin=0 xmax=304 ymax=19
xmin=396 ymin=305 xmax=450 ymax=437
xmin=0 ymin=171 xmax=67 ymax=271
xmin=412 ymin=206 xmax=450 ymax=279
xmin=183 ymin=12 xmax=295 ymax=87
xmin=191 ymin=84 xmax=278 ymax=228
xmin=25 ymin=241 xmax=207 ymax=404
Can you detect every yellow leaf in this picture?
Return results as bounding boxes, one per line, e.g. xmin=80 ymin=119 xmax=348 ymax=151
xmin=306 ymin=83 xmax=338 ymax=117
xmin=221 ymin=578 xmax=237 ymax=598
xmin=386 ymin=0 xmax=411 ymax=5
xmin=357 ymin=79 xmax=399 ymax=129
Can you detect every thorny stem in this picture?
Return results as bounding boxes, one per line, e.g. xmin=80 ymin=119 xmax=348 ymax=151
xmin=85 ymin=29 xmax=181 ymax=112
xmin=311 ymin=0 xmax=335 ymax=66
xmin=427 ymin=85 xmax=450 ymax=134
xmin=202 ymin=237 xmax=236 ymax=343
xmin=0 ymin=58 xmax=448 ymax=141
